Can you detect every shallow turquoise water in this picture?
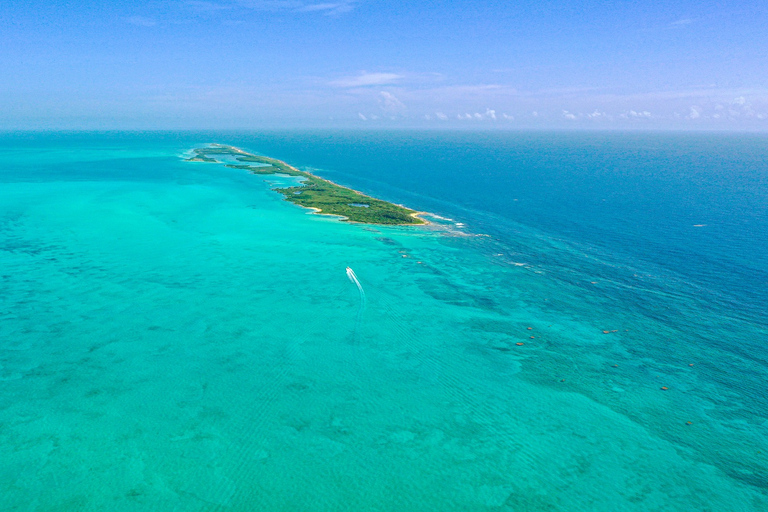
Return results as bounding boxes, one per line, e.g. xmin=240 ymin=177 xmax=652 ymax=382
xmin=1 ymin=132 xmax=766 ymax=511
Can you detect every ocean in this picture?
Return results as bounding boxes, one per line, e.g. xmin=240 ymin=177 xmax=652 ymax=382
xmin=1 ymin=130 xmax=766 ymax=511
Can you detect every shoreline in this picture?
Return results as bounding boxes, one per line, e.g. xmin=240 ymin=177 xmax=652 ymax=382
xmin=186 ymin=144 xmax=429 ymax=226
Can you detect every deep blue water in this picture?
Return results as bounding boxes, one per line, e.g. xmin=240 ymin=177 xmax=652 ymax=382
xmin=1 ymin=130 xmax=766 ymax=510
xmin=238 ymin=130 xmax=768 ymax=316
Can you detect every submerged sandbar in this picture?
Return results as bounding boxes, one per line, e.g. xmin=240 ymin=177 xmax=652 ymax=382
xmin=186 ymin=144 xmax=426 ymax=225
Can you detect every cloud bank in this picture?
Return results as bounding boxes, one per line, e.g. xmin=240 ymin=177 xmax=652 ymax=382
xmin=331 ymin=72 xmax=403 ymax=88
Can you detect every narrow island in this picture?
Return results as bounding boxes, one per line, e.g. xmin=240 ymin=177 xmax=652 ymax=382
xmin=186 ymin=144 xmax=426 ymax=225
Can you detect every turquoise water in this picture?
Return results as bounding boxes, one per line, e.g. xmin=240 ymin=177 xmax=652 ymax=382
xmin=1 ymin=131 xmax=766 ymax=511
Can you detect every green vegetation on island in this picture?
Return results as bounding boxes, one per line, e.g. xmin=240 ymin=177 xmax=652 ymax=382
xmin=186 ymin=144 xmax=426 ymax=225
xmin=186 ymin=154 xmax=218 ymax=163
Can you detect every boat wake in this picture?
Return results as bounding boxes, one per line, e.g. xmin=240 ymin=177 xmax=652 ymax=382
xmin=347 ymin=267 xmax=366 ymax=342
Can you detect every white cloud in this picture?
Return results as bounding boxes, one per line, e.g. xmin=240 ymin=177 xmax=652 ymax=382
xmin=671 ymin=18 xmax=693 ymax=26
xmin=687 ymin=106 xmax=702 ymax=119
xmin=435 ymin=112 xmax=448 ymax=120
xmin=186 ymin=1 xmax=233 ymax=11
xmin=298 ymin=2 xmax=355 ymax=14
xmin=125 ymin=16 xmax=157 ymax=27
xmin=236 ymin=1 xmax=301 ymax=8
xmin=587 ymin=110 xmax=606 ymax=119
xmin=531 ymin=111 xmax=539 ymax=117
xmin=502 ymin=113 xmax=514 ymax=120
xmin=454 ymin=109 xmax=501 ymax=121
xmin=331 ymin=72 xmax=402 ymax=88
xmin=358 ymin=113 xmax=367 ymax=121
xmin=378 ymin=91 xmax=405 ymax=113
xmin=621 ymin=110 xmax=652 ymax=119
xmin=235 ymin=1 xmax=356 ymax=14
xmin=562 ymin=110 xmax=577 ymax=120
xmin=728 ymin=96 xmax=755 ymax=118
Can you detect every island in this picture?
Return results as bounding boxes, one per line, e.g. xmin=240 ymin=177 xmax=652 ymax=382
xmin=186 ymin=144 xmax=426 ymax=225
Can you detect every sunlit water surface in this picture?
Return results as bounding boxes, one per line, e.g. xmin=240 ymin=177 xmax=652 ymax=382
xmin=1 ymin=131 xmax=766 ymax=511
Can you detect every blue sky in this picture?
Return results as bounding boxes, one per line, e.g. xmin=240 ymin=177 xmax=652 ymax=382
xmin=2 ymin=0 xmax=767 ymax=129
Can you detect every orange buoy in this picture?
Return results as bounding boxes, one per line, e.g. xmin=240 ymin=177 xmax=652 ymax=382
xmin=603 ymin=330 xmax=610 ymax=334
xmin=686 ymin=421 xmax=693 ymax=425
xmin=527 ymin=327 xmax=533 ymax=330
xmin=530 ymin=336 xmax=535 ymax=339
xmin=516 ymin=342 xmax=524 ymax=346
xmin=660 ymin=386 xmax=669 ymax=391
xmin=689 ymin=363 xmax=694 ymax=367
xmin=612 ymin=364 xmax=618 ymax=368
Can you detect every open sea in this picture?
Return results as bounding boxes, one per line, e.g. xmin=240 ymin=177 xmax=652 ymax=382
xmin=1 ymin=130 xmax=766 ymax=511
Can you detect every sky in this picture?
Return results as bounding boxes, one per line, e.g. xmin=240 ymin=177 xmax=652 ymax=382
xmin=2 ymin=0 xmax=768 ymax=129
